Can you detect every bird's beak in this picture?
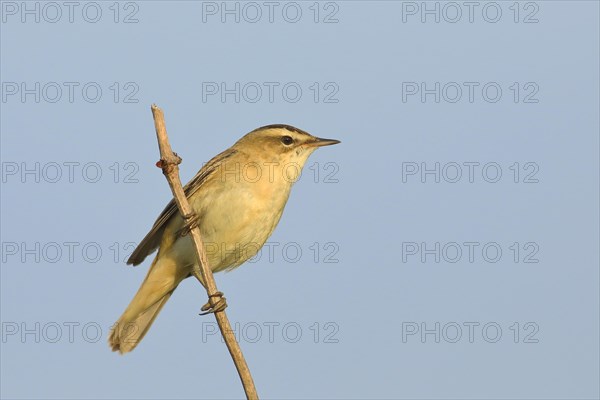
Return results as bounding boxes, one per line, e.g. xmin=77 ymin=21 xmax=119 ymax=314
xmin=308 ymin=137 xmax=341 ymax=147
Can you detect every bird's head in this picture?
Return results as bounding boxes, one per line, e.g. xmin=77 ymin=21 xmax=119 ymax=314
xmin=234 ymin=124 xmax=340 ymax=171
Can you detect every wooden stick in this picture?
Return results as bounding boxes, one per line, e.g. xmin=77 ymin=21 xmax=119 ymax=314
xmin=150 ymin=104 xmax=258 ymax=400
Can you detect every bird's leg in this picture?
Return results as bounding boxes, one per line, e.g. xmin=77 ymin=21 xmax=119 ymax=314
xmin=199 ymin=291 xmax=228 ymax=315
xmin=179 ymin=212 xmax=227 ymax=315
xmin=179 ymin=212 xmax=202 ymax=237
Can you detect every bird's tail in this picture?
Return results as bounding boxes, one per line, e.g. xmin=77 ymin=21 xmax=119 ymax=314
xmin=109 ymin=255 xmax=185 ymax=354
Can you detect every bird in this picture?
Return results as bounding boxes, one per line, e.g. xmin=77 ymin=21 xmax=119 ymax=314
xmin=109 ymin=124 xmax=340 ymax=353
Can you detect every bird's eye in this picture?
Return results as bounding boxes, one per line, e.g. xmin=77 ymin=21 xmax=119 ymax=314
xmin=281 ymin=136 xmax=294 ymax=146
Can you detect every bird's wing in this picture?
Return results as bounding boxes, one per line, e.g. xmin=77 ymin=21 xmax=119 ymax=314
xmin=126 ymin=148 xmax=238 ymax=266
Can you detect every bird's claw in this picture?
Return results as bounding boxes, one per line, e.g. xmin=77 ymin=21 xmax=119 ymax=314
xmin=179 ymin=212 xmax=201 ymax=237
xmin=199 ymin=291 xmax=227 ymax=315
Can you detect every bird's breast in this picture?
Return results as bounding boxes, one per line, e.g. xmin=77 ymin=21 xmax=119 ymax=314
xmin=191 ymin=167 xmax=293 ymax=271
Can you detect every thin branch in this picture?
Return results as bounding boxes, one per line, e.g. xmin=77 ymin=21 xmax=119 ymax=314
xmin=150 ymin=104 xmax=258 ymax=400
